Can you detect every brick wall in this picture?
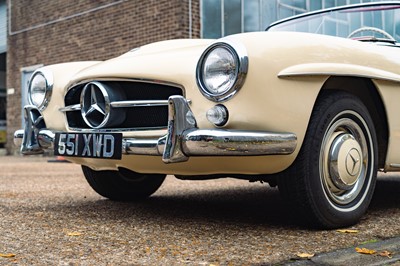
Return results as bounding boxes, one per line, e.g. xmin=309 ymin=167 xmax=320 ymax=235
xmin=6 ymin=0 xmax=200 ymax=154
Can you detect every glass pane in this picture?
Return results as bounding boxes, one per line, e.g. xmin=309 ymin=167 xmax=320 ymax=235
xmin=336 ymin=0 xmax=347 ymax=6
xmin=310 ymin=1 xmax=322 ymax=11
xmin=202 ymin=0 xmax=222 ymax=38
xmin=278 ymin=6 xmax=295 ymax=19
xmin=244 ymin=0 xmax=260 ymax=32
xmin=324 ymin=19 xmax=337 ymax=35
xmin=384 ymin=9 xmax=394 ymax=37
xmin=349 ymin=12 xmax=361 ymax=32
xmin=363 ymin=10 xmax=373 ymax=27
xmin=324 ymin=0 xmax=336 ymax=8
xmin=224 ymin=0 xmax=241 ymax=35
xmin=338 ymin=23 xmax=349 ymax=37
xmin=279 ymin=0 xmax=306 ymax=9
xmin=262 ymin=0 xmax=277 ymax=29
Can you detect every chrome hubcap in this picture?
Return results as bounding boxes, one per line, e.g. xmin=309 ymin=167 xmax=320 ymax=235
xmin=320 ymin=112 xmax=370 ymax=206
xmin=329 ymin=133 xmax=362 ymax=191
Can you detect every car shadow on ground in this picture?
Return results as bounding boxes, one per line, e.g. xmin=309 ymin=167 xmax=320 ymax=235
xmin=46 ymin=175 xmax=400 ymax=229
xmin=369 ymin=175 xmax=400 ymax=210
xmin=48 ymin=183 xmax=300 ymax=229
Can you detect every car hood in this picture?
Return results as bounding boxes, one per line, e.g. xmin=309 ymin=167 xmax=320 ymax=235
xmin=68 ymin=39 xmax=214 ymax=87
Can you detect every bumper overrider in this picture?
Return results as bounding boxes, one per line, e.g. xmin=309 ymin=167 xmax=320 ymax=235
xmin=14 ymin=96 xmax=297 ymax=163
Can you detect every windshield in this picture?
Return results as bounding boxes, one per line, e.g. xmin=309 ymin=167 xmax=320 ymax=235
xmin=267 ymin=2 xmax=400 ymax=42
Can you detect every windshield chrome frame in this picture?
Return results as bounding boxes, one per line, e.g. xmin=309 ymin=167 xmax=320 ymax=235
xmin=266 ymin=1 xmax=400 ymax=31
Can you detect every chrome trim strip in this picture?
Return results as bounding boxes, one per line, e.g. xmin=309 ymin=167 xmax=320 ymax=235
xmin=111 ymin=100 xmax=169 ymax=108
xmin=61 ymin=99 xmax=192 ymax=112
xmin=59 ymin=104 xmax=81 ymax=112
xmin=15 ymin=126 xmax=297 ymax=158
xmin=277 ymin=63 xmax=400 ymax=83
xmin=37 ymin=129 xmax=55 ymax=150
xmin=182 ymin=129 xmax=296 ymax=156
xmin=267 ymin=2 xmax=400 ymax=31
xmin=389 ymin=163 xmax=400 ymax=168
xmin=162 ymin=96 xmax=197 ymax=163
xmin=67 ymin=126 xmax=167 ymax=133
xmin=123 ymin=138 xmax=163 ymax=155
xmin=13 ymin=129 xmax=24 ymax=148
xmin=15 ymin=97 xmax=297 ymax=161
xmin=14 ymin=129 xmax=55 ymax=149
xmin=19 ymin=105 xmax=49 ymax=154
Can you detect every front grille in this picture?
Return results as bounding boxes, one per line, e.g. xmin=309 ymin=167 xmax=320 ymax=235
xmin=63 ymin=80 xmax=183 ymax=131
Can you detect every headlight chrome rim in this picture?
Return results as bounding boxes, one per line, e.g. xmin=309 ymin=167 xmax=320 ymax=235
xmin=196 ymin=40 xmax=248 ymax=102
xmin=28 ymin=68 xmax=53 ymax=111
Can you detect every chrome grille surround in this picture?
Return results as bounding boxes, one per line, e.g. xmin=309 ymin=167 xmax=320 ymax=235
xmin=61 ymin=79 xmax=184 ymax=132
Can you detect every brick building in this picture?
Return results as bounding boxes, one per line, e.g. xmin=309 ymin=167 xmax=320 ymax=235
xmin=4 ymin=0 xmax=379 ymax=154
xmin=6 ymin=0 xmax=200 ymax=154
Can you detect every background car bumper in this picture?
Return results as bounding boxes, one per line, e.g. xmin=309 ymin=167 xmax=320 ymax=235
xmin=14 ymin=96 xmax=297 ymax=164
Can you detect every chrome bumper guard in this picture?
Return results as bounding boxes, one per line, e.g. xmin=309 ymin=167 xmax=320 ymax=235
xmin=14 ymin=96 xmax=297 ymax=163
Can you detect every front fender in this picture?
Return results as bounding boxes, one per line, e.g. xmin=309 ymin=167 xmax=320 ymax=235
xmin=278 ymin=63 xmax=400 ymax=83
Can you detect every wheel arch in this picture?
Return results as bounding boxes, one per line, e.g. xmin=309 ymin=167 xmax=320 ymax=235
xmin=319 ymin=76 xmax=388 ymax=169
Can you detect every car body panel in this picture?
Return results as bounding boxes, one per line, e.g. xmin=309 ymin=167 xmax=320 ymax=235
xmin=33 ymin=30 xmax=400 ymax=174
xmin=16 ymin=1 xmax=400 ymax=228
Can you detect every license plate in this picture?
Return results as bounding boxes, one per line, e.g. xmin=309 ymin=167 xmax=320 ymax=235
xmin=54 ymin=133 xmax=122 ymax=159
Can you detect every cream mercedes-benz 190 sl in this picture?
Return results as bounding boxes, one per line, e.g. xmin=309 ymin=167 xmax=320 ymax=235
xmin=14 ymin=2 xmax=400 ymax=228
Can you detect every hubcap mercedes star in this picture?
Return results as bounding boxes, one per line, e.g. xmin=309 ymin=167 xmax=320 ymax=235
xmin=328 ymin=133 xmax=363 ymax=191
xmin=320 ymin=113 xmax=370 ymax=206
xmin=81 ymin=82 xmax=111 ymax=128
xmin=346 ymin=148 xmax=362 ymax=177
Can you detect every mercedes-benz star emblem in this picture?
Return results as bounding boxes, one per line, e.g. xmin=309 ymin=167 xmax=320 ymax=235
xmin=345 ymin=148 xmax=361 ymax=177
xmin=81 ymin=82 xmax=111 ymax=128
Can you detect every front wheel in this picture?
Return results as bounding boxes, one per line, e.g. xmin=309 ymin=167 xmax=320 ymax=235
xmin=278 ymin=91 xmax=378 ymax=228
xmin=82 ymin=166 xmax=166 ymax=201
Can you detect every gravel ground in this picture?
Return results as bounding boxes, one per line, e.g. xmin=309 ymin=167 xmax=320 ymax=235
xmin=1 ymin=156 xmax=400 ymax=265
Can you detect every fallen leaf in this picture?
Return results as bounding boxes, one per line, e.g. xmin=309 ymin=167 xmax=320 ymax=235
xmin=145 ymin=246 xmax=151 ymax=254
xmin=296 ymin=253 xmax=315 ymax=259
xmin=378 ymin=250 xmax=392 ymax=258
xmin=67 ymin=232 xmax=83 ymax=236
xmin=0 ymin=253 xmax=16 ymax=258
xmin=355 ymin=247 xmax=376 ymax=255
xmin=337 ymin=229 xmax=359 ymax=234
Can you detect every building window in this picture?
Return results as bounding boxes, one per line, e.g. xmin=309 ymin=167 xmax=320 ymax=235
xmin=20 ymin=65 xmax=43 ymax=126
xmin=201 ymin=0 xmax=389 ymax=38
xmin=201 ymin=0 xmax=277 ymax=38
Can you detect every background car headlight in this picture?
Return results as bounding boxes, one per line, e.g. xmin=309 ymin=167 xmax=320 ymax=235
xmin=28 ymin=69 xmax=53 ymax=110
xmin=197 ymin=41 xmax=248 ymax=102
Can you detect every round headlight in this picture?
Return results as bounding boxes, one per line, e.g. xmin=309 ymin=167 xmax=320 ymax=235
xmin=197 ymin=41 xmax=248 ymax=102
xmin=28 ymin=69 xmax=53 ymax=110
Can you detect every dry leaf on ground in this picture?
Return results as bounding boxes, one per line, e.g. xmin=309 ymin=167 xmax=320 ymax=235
xmin=0 ymin=253 xmax=16 ymax=258
xmin=296 ymin=253 xmax=315 ymax=259
xmin=67 ymin=232 xmax=83 ymax=236
xmin=378 ymin=251 xmax=392 ymax=258
xmin=355 ymin=247 xmax=376 ymax=255
xmin=336 ymin=229 xmax=359 ymax=234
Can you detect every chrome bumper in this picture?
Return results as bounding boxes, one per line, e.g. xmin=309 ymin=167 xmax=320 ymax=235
xmin=14 ymin=96 xmax=297 ymax=163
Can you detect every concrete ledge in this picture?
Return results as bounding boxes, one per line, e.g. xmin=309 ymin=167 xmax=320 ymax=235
xmin=285 ymin=236 xmax=400 ymax=265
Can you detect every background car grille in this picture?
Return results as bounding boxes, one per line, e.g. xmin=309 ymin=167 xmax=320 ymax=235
xmin=64 ymin=80 xmax=183 ymax=131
